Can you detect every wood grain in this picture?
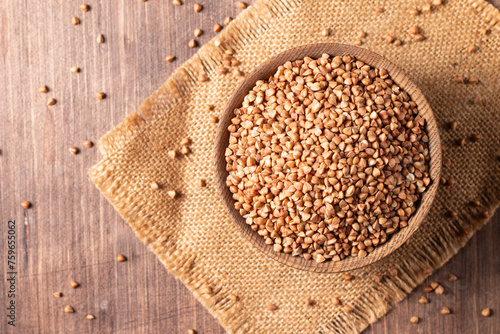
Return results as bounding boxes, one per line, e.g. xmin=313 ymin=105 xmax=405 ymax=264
xmin=214 ymin=43 xmax=442 ymax=273
xmin=0 ymin=0 xmax=497 ymax=333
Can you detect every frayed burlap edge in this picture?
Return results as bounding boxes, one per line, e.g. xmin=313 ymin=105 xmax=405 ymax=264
xmin=89 ymin=0 xmax=500 ymax=333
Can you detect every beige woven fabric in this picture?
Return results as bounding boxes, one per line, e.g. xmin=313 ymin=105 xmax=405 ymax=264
xmin=89 ymin=0 xmax=500 ymax=332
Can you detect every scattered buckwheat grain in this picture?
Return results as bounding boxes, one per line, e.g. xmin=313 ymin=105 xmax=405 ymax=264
xmin=166 ymin=55 xmax=175 ymax=62
xmin=21 ymin=201 xmax=31 ymax=209
xmin=446 ymin=178 xmax=456 ymax=186
xmin=479 ymin=28 xmax=491 ymax=35
xmin=214 ymin=24 xmax=222 ymax=32
xmin=80 ymin=4 xmax=90 ymax=11
xmin=168 ymin=150 xmax=177 ymax=159
xmin=332 ymin=297 xmax=341 ymax=305
xmin=198 ymin=73 xmax=208 ymax=82
xmin=409 ymin=25 xmax=419 ymax=34
xmin=189 ymin=39 xmax=197 ymax=48
xmin=267 ymin=302 xmax=277 ymax=311
xmin=468 ymin=76 xmax=479 ymax=84
xmin=72 ymin=17 xmax=80 ymax=25
xmin=224 ymin=16 xmax=232 ymax=25
xmin=410 ymin=316 xmax=419 ymax=324
xmin=117 ymin=254 xmax=127 ymax=262
xmin=167 ymin=190 xmax=177 ymax=199
xmin=471 ymin=200 xmax=481 ymax=207
xmin=448 ymin=274 xmax=457 ymax=282
xmin=234 ymin=69 xmax=245 ymax=79
xmin=238 ymin=1 xmax=247 ymax=9
xmin=441 ymin=307 xmax=451 ymax=315
xmin=64 ymin=305 xmax=74 ymax=313
xmin=217 ymin=66 xmax=228 ymax=75
xmin=414 ymin=34 xmax=425 ymax=42
xmin=424 ymin=285 xmax=434 ymax=293
xmin=482 ymin=308 xmax=491 ymax=317
xmin=39 ymin=85 xmax=48 ymax=93
xmin=422 ymin=4 xmax=432 ymax=12
xmin=201 ymin=285 xmax=214 ymax=295
xmin=471 ymin=134 xmax=481 ymax=142
xmin=419 ymin=296 xmax=428 ymax=304
xmin=193 ymin=3 xmax=202 ymax=12
xmin=344 ymin=305 xmax=354 ymax=313
xmin=96 ymin=92 xmax=106 ymax=100
xmin=69 ymin=147 xmax=79 ymax=155
xmin=86 ymin=314 xmax=95 ymax=320
xmin=97 ymin=34 xmax=104 ymax=44
xmin=343 ymin=274 xmax=354 ymax=281
xmin=194 ymin=29 xmax=202 ymax=37
xmin=53 ymin=292 xmax=63 ymax=298
xmin=467 ymin=45 xmax=477 ymax=53
xmin=47 ymin=98 xmax=57 ymax=106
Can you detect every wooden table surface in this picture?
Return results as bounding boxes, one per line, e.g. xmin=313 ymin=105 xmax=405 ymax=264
xmin=1 ymin=1 xmax=498 ymax=333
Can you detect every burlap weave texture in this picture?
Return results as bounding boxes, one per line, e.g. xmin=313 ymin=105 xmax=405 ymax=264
xmin=89 ymin=0 xmax=500 ymax=333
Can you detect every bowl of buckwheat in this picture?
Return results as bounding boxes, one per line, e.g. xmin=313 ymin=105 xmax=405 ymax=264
xmin=214 ymin=44 xmax=441 ymax=273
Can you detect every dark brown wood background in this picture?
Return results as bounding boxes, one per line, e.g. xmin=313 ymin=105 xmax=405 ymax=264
xmin=0 ymin=1 xmax=498 ymax=333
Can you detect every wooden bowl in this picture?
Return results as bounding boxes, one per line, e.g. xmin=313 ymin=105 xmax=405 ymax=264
xmin=214 ymin=44 xmax=441 ymax=273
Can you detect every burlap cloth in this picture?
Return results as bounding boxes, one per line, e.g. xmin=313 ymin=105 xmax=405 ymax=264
xmin=89 ymin=0 xmax=500 ymax=332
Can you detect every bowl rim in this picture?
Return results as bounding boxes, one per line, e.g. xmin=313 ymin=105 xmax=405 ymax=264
xmin=213 ymin=43 xmax=442 ymax=273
